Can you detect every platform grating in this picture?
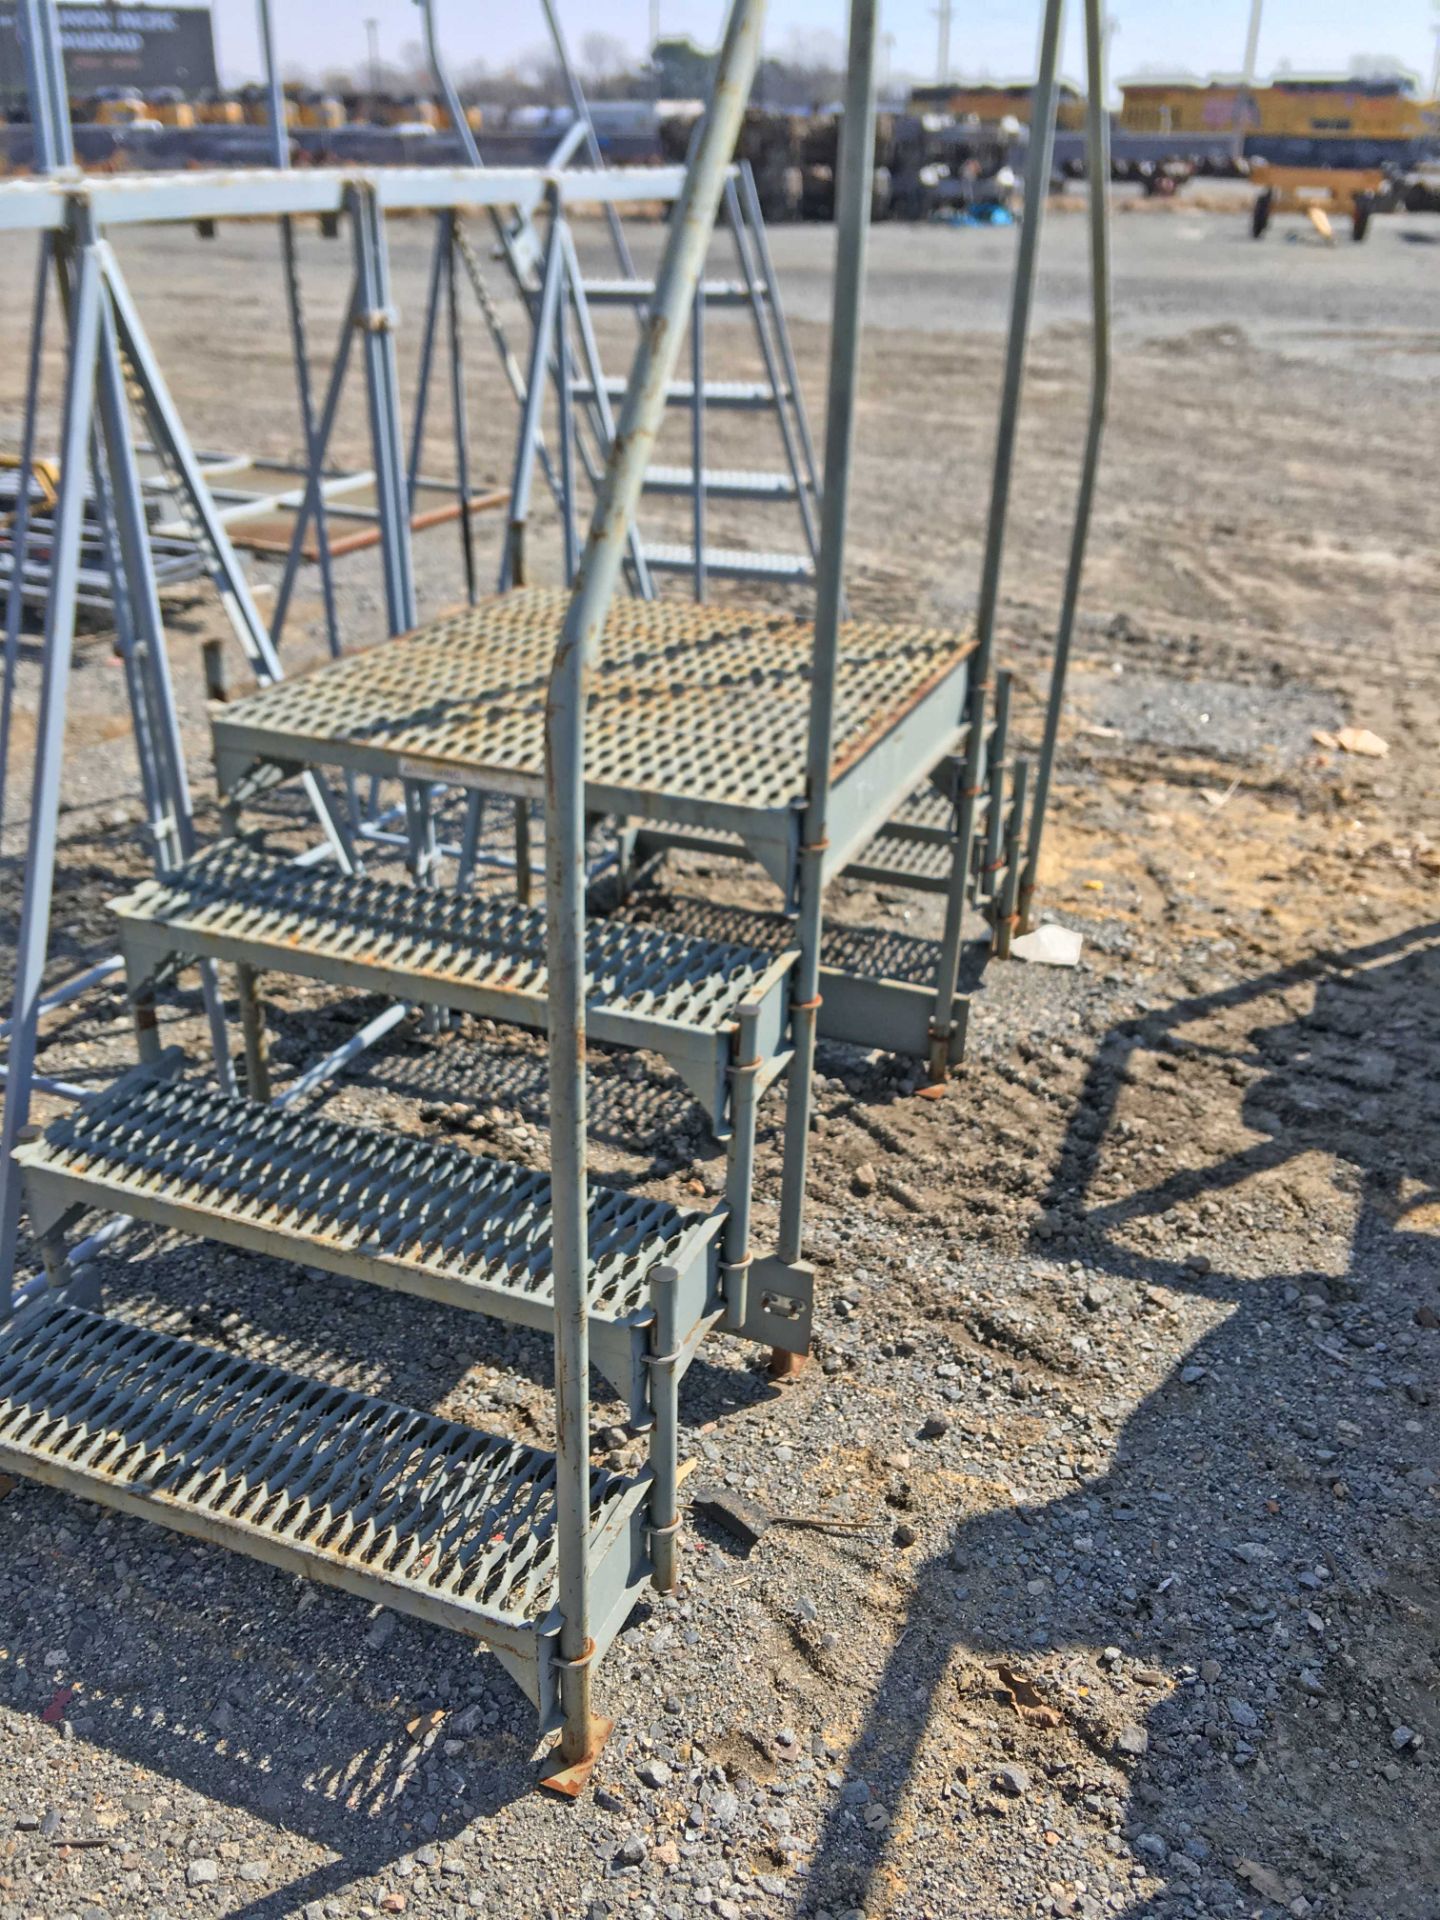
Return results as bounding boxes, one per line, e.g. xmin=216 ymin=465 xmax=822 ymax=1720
xmin=20 ymin=1069 xmax=711 ymax=1324
xmin=574 ymin=377 xmax=782 ymax=409
xmin=643 ymin=544 xmax=813 ymax=582
xmin=0 ymin=1301 xmax=637 ymax=1631
xmin=119 ymin=842 xmax=788 ymax=1038
xmin=213 ymin=588 xmax=975 ymax=818
xmin=846 ymin=830 xmax=956 ymax=890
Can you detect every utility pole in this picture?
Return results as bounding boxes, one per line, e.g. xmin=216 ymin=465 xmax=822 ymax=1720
xmin=1236 ymin=0 xmax=1263 ymax=160
xmin=650 ymin=0 xmax=660 ymax=56
xmin=934 ymin=0 xmax=952 ymax=85
xmin=365 ymin=17 xmax=380 ymax=99
xmin=1430 ymin=2 xmax=1440 ymax=105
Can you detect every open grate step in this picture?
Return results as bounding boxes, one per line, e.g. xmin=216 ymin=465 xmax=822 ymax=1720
xmin=581 ymin=277 xmax=761 ymax=308
xmin=640 ymin=466 xmax=801 ymax=502
xmin=573 ymin=377 xmax=784 ymax=411
xmin=0 ymin=1299 xmax=651 ymax=1727
xmin=641 ymin=543 xmax=814 ymax=583
xmin=17 ymin=1061 xmax=722 ymax=1421
xmin=845 ymin=829 xmax=956 ymax=894
xmin=116 ymin=843 xmax=797 ymax=1124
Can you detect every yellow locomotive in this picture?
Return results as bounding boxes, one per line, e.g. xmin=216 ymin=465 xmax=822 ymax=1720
xmin=909 ymin=79 xmax=1087 ymax=133
xmin=1118 ymin=72 xmax=1435 ymax=166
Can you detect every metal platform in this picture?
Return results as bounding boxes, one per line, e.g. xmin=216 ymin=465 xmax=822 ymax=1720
xmin=17 ymin=1058 xmax=723 ymax=1420
xmin=212 ymin=588 xmax=977 ymax=898
xmin=0 ymin=1299 xmax=651 ymax=1728
xmin=115 ymin=844 xmax=796 ymax=1124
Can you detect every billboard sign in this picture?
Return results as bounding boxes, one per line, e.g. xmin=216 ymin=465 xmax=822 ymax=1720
xmin=0 ymin=5 xmax=218 ymax=99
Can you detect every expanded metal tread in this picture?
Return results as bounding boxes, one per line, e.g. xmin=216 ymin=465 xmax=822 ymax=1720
xmin=582 ymin=277 xmax=760 ymax=307
xmin=17 ymin=1065 xmax=716 ymax=1331
xmin=118 ymin=842 xmax=790 ymax=1038
xmin=846 ymin=829 xmax=956 ymax=893
xmin=642 ymin=543 xmax=814 ymax=582
xmin=0 ymin=1300 xmax=645 ymax=1662
xmin=212 ymin=588 xmax=976 ymax=828
xmin=574 ymin=376 xmax=783 ymax=409
xmin=892 ymin=783 xmax=960 ymax=836
xmin=640 ymin=466 xmax=801 ymax=501
xmin=115 ymin=844 xmax=796 ymax=1123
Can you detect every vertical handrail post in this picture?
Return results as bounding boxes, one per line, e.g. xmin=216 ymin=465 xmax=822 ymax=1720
xmin=349 ymin=185 xmax=417 ymax=638
xmin=0 ymin=233 xmax=103 ymax=1311
xmin=924 ymin=0 xmax=1065 ymax=1073
xmin=542 ymin=0 xmax=764 ymax=1775
xmin=259 ymin=0 xmax=343 ymax=663
xmin=777 ymin=0 xmax=878 ymax=1265
xmin=1019 ymin=0 xmax=1111 ymax=931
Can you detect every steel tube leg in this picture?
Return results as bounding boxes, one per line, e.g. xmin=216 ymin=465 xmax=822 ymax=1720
xmin=983 ymin=669 xmax=1013 ymax=938
xmin=996 ymin=760 xmax=1030 ymax=960
xmin=722 ymin=1022 xmax=761 ymax=1334
xmin=778 ymin=0 xmax=879 ymax=1258
xmin=514 ymin=799 xmax=533 ymax=906
xmin=127 ymin=963 xmax=162 ymax=1066
xmin=540 ymin=0 xmax=765 ymax=1783
xmin=235 ymin=963 xmax=271 ymax=1102
xmin=647 ymin=1267 xmax=681 ymax=1594
xmin=1020 ymin=0 xmax=1113 ymax=933
xmin=0 ymin=234 xmax=103 ymax=1313
xmin=927 ymin=681 xmax=988 ymax=1081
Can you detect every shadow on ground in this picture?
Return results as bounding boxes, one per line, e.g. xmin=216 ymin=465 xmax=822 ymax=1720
xmin=796 ymin=923 xmax=1440 ymax=1919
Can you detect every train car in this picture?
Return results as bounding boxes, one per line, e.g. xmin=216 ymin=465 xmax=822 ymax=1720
xmin=1119 ymin=72 xmax=1436 ymax=169
xmin=909 ymin=79 xmax=1086 ymax=133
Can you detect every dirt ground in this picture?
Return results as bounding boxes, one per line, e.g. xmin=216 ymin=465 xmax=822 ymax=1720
xmin=0 ymin=195 xmax=1436 ymax=1920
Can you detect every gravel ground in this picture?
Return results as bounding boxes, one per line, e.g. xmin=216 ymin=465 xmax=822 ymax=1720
xmin=0 ymin=200 xmax=1436 ymax=1920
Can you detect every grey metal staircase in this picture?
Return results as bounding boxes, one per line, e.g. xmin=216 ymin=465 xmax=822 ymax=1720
xmin=505 ymin=165 xmax=822 ymax=600
xmin=0 ymin=0 xmax=1113 ymax=1800
xmin=0 ymin=1297 xmax=652 ymax=1730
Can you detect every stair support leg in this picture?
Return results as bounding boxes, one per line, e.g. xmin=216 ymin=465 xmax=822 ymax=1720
xmin=981 ymin=669 xmax=1013 ymax=926
xmin=647 ymin=1266 xmax=681 ymax=1594
xmin=127 ymin=963 xmax=161 ymax=1067
xmin=994 ymin=758 xmax=1029 ymax=961
xmin=722 ymin=1015 xmax=761 ymax=1335
xmin=514 ymin=798 xmax=533 ymax=906
xmin=235 ymin=962 xmax=271 ymax=1102
xmin=928 ymin=678 xmax=988 ymax=1081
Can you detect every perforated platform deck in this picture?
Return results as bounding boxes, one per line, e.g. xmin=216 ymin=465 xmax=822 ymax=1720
xmin=212 ymin=589 xmax=976 ymax=887
xmin=0 ymin=1300 xmax=651 ymax=1720
xmin=17 ymin=1062 xmax=721 ymax=1417
xmin=116 ymin=844 xmax=796 ymax=1121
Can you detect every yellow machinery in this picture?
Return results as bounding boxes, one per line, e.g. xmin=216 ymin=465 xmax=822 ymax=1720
xmin=238 ymin=83 xmax=293 ymax=128
xmin=1120 ymin=72 xmax=1435 ymax=163
xmin=195 ymin=91 xmax=245 ymax=127
xmin=148 ymin=88 xmax=195 ymax=129
xmin=88 ymin=87 xmax=154 ymax=127
xmin=1249 ymin=161 xmax=1387 ymax=242
xmin=436 ymin=100 xmax=484 ymax=135
xmin=375 ymin=93 xmax=440 ymax=129
xmin=910 ymin=79 xmax=1086 ymax=131
xmin=294 ymin=89 xmax=346 ymax=130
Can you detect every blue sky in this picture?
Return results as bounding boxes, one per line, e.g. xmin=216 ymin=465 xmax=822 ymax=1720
xmin=212 ymin=0 xmax=1436 ymax=90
